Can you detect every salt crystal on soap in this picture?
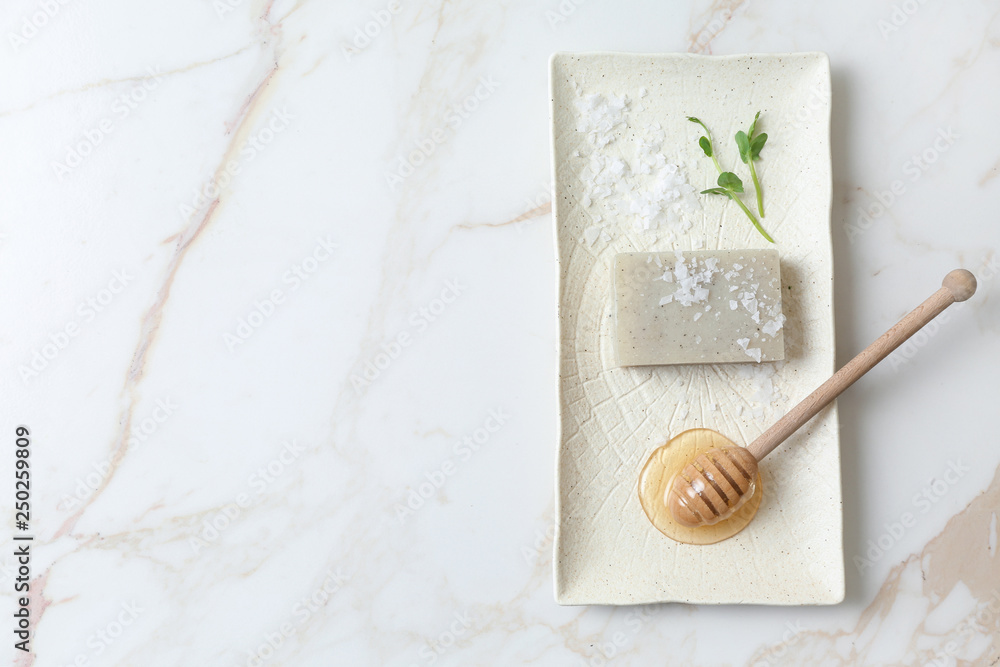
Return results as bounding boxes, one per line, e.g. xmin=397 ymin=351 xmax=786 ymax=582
xmin=762 ymin=314 xmax=786 ymax=337
xmin=614 ymin=249 xmax=785 ymax=366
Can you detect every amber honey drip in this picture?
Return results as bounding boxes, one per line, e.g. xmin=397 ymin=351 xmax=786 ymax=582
xmin=638 ymin=428 xmax=763 ymax=545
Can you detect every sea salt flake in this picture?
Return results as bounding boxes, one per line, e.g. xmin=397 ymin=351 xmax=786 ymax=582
xmin=762 ymin=314 xmax=786 ymax=337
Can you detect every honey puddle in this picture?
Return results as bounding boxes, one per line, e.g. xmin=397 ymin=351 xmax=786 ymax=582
xmin=638 ymin=428 xmax=763 ymax=545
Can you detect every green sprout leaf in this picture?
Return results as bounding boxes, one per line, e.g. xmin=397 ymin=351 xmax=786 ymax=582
xmin=735 ymin=130 xmax=751 ymax=164
xmin=718 ymin=171 xmax=743 ymax=193
xmin=698 ymin=136 xmax=712 ymax=157
xmin=750 ymin=133 xmax=767 ymax=159
xmin=748 ymin=111 xmax=760 ymax=137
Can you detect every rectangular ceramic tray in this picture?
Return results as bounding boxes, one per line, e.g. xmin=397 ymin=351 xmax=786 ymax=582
xmin=551 ymin=52 xmax=844 ymax=605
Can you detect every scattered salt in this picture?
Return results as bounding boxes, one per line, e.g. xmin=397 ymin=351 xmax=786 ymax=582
xmin=660 ymin=252 xmax=720 ymax=307
xmin=736 ymin=337 xmax=763 ymax=363
xmin=762 ymin=314 xmax=786 ymax=337
xmin=574 ymin=93 xmax=628 ymax=148
xmin=572 ymin=90 xmax=699 ymax=235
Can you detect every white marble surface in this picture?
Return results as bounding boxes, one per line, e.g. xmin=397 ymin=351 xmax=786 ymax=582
xmin=0 ymin=0 xmax=998 ymax=665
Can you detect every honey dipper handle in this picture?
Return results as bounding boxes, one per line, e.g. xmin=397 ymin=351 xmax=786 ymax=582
xmin=746 ymin=269 xmax=977 ymax=461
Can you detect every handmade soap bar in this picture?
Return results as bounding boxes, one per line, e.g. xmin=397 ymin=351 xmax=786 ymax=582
xmin=614 ymin=249 xmax=785 ymax=366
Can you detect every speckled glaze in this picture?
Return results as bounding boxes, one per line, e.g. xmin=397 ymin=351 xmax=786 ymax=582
xmin=551 ymin=52 xmax=842 ymax=605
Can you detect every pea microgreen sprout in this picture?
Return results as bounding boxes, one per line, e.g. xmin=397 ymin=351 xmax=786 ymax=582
xmin=701 ymin=173 xmax=775 ymax=243
xmin=735 ymin=111 xmax=767 ymax=217
xmin=689 ymin=115 xmax=775 ymax=243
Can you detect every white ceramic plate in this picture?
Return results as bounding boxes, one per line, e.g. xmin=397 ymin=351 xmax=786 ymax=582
xmin=550 ymin=52 xmax=843 ymax=605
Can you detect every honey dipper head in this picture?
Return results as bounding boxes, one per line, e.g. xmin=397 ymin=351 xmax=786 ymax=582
xmin=667 ymin=446 xmax=759 ymax=528
xmin=942 ymin=269 xmax=977 ymax=302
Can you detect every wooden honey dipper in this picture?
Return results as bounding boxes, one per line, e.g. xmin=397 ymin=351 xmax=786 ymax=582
xmin=666 ymin=269 xmax=977 ymax=528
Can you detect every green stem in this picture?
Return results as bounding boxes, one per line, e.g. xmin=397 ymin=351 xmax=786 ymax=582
xmin=748 ymin=159 xmax=764 ymax=217
xmin=727 ymin=192 xmax=774 ymax=243
xmin=710 ymin=153 xmax=723 ymax=175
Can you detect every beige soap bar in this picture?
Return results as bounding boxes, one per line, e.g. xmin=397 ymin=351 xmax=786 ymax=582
xmin=614 ymin=249 xmax=785 ymax=366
